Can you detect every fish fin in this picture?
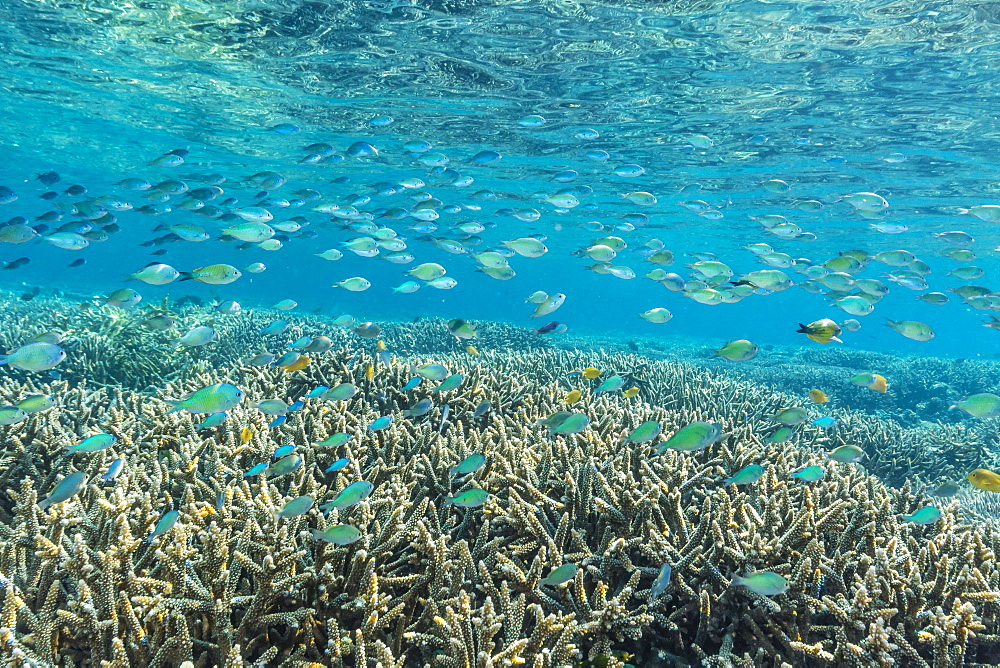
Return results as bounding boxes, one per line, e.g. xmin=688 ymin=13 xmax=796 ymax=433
xmin=831 ymin=336 xmax=843 ymax=343
xmin=38 ymin=498 xmax=50 ymax=511
xmin=0 ymin=355 xmax=7 ymax=366
xmin=177 ymin=272 xmax=193 ymax=281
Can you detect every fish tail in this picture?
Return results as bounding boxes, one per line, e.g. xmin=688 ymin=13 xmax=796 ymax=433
xmin=177 ymin=272 xmax=193 ymax=281
xmin=164 ymin=401 xmax=183 ymax=414
xmin=0 ymin=355 xmax=7 ymax=366
xmin=37 ymin=498 xmax=50 ymax=511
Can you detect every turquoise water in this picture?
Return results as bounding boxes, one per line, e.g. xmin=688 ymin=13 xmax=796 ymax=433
xmin=2 ymin=0 xmax=1000 ymax=357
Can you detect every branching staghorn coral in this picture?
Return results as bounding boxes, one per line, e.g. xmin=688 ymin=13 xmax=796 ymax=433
xmin=0 ymin=299 xmax=998 ymax=665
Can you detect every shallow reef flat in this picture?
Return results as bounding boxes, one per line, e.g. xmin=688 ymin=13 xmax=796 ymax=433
xmin=0 ymin=293 xmax=999 ymax=666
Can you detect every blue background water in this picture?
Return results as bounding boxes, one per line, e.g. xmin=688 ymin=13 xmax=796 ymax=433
xmin=2 ymin=0 xmax=1000 ymax=358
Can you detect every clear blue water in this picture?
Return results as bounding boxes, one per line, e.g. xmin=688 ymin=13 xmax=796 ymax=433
xmin=2 ymin=1 xmax=1000 ymax=352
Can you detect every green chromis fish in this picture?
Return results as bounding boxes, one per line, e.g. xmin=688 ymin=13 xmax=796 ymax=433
xmin=266 ymin=453 xmax=303 ymax=479
xmin=443 ymin=488 xmax=489 ymax=508
xmin=195 ymin=412 xmax=228 ymax=430
xmin=64 ymin=433 xmax=116 ymax=455
xmin=951 ymin=393 xmax=1000 ymax=418
xmin=16 ymin=394 xmax=56 ymax=413
xmin=0 ymin=406 xmax=27 ymax=425
xmin=594 ymin=375 xmax=625 ymax=395
xmin=930 ymin=481 xmax=961 ymax=497
xmin=540 ymin=563 xmax=578 ymax=586
xmin=311 ymin=524 xmax=362 ymax=545
xmin=767 ymin=427 xmax=794 ymax=444
xmin=791 ymin=465 xmax=825 ymax=482
xmin=650 ymin=563 xmax=672 ymax=601
xmin=39 ymin=471 xmax=87 ymax=510
xmin=431 ymin=374 xmax=464 ymax=392
xmin=244 ymin=463 xmax=268 ymax=477
xmin=316 ymin=432 xmax=352 ymax=448
xmin=414 ymin=363 xmax=450 ymax=380
xmin=772 ymin=407 xmax=810 ymax=426
xmin=322 ymin=383 xmax=358 ymax=401
xmin=275 ymin=495 xmax=314 ymax=520
xmin=902 ymin=506 xmax=942 ymax=525
xmin=550 ymin=412 xmax=590 ymax=435
xmin=451 ymin=454 xmax=486 ymax=476
xmin=731 ymin=571 xmax=789 ymax=596
xmin=827 ymin=444 xmax=864 ymax=463
xmin=165 ymin=383 xmax=244 ymax=414
xmin=625 ymin=420 xmax=661 ymax=444
xmin=652 ymin=422 xmax=723 ymax=454
xmin=369 ymin=415 xmax=393 ymax=431
xmin=723 ymin=464 xmax=765 ymax=486
xmin=146 ymin=509 xmax=179 ymax=542
xmin=715 ymin=339 xmax=758 ymax=361
xmin=0 ymin=341 xmax=66 ymax=371
xmin=322 ymin=481 xmax=374 ymax=510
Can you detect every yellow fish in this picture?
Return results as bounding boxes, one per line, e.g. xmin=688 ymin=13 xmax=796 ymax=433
xmin=796 ymin=319 xmax=843 ymax=344
xmin=582 ymin=367 xmax=601 ymax=379
xmin=808 ymin=389 xmax=829 ymax=403
xmin=240 ymin=427 xmax=253 ymax=444
xmin=623 ymin=387 xmax=640 ymax=399
xmin=376 ymin=340 xmax=387 ymax=351
xmin=282 ymin=355 xmax=310 ymax=372
xmin=364 ymin=363 xmax=374 ymax=380
xmin=969 ymin=468 xmax=1000 ymax=492
xmin=564 ymin=389 xmax=582 ymax=404
xmin=465 ymin=345 xmax=479 ymax=356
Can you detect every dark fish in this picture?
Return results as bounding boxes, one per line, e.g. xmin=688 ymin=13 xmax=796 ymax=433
xmin=19 ymin=286 xmax=40 ymax=301
xmin=68 ymin=258 xmax=86 ymax=268
xmin=332 ymin=176 xmax=350 ymax=184
xmin=64 ymin=185 xmax=87 ymax=196
xmin=534 ymin=321 xmax=561 ymax=335
xmin=35 ymin=171 xmax=60 ymax=185
xmin=166 ymin=148 xmax=189 ymax=157
xmin=39 ymin=191 xmax=59 ymax=201
xmin=151 ymin=248 xmax=167 ymax=256
xmin=4 ymin=257 xmax=30 ymax=270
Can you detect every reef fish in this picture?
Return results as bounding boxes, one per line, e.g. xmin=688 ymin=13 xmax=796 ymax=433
xmin=968 ymin=468 xmax=1000 ymax=492
xmin=317 ymin=433 xmax=352 ymax=448
xmin=64 ymin=433 xmax=116 ymax=455
xmin=0 ymin=342 xmax=66 ymax=371
xmin=952 ymin=393 xmax=1000 ymax=418
xmin=443 ymin=488 xmax=489 ymax=507
xmin=772 ymin=408 xmax=809 ymax=425
xmin=807 ymin=389 xmax=829 ymax=403
xmin=796 ymin=319 xmax=842 ymax=344
xmin=885 ymin=319 xmax=935 ymax=341
xmin=311 ymin=524 xmax=361 ymax=545
xmin=165 ymin=383 xmax=243 ymax=414
xmin=827 ymin=444 xmax=864 ymax=463
xmin=594 ymin=375 xmax=625 ymax=394
xmin=322 ymin=481 xmax=375 ymax=510
xmin=732 ymin=571 xmax=789 ymax=596
xmin=414 ymin=363 xmax=450 ymax=380
xmin=625 ymin=420 xmax=661 ymax=444
xmin=902 ymin=506 xmax=941 ymax=525
xmin=791 ymin=465 xmax=825 ymax=482
xmin=541 ymin=563 xmax=579 ymax=586
xmin=850 ymin=373 xmax=888 ymax=393
xmin=650 ymin=564 xmax=672 ymax=601
xmin=451 ymin=454 xmax=486 ymax=476
xmin=275 ymin=495 xmax=314 ymax=519
xmin=653 ymin=422 xmax=723 ymax=454
xmin=146 ymin=510 xmax=180 ymax=542
xmin=550 ymin=412 xmax=590 ymax=435
xmin=39 ymin=471 xmax=87 ymax=510
xmin=715 ymin=340 xmax=758 ymax=361
xmin=723 ymin=464 xmax=765 ymax=486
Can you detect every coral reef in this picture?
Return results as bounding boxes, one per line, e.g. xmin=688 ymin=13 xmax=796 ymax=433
xmin=0 ymin=295 xmax=998 ymax=666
